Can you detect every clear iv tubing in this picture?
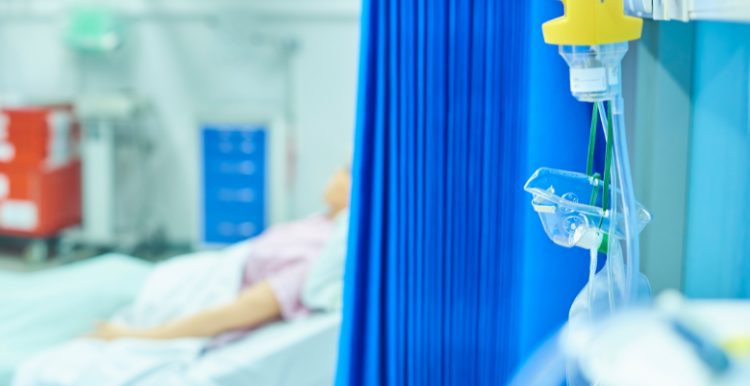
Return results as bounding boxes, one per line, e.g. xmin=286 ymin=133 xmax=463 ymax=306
xmin=597 ymin=99 xmax=640 ymax=307
xmin=588 ymin=247 xmax=597 ymax=319
xmin=597 ymin=102 xmax=618 ymax=313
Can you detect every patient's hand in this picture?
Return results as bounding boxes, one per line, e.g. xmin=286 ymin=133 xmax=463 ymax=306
xmin=86 ymin=321 xmax=137 ymax=341
xmin=83 ymin=281 xmax=282 ymax=341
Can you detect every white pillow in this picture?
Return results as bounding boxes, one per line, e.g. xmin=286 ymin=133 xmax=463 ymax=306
xmin=301 ymin=209 xmax=350 ymax=312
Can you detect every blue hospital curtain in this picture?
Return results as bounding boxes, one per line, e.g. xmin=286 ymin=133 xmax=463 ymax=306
xmin=336 ymin=0 xmax=594 ymax=384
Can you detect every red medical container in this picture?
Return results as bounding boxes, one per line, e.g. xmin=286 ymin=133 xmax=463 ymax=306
xmin=0 ymin=106 xmax=81 ymax=238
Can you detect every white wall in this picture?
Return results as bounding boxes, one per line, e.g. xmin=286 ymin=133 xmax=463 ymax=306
xmin=0 ymin=0 xmax=361 ymax=244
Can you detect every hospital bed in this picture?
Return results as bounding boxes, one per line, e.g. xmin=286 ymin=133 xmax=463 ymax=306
xmin=0 ymin=253 xmax=342 ymax=386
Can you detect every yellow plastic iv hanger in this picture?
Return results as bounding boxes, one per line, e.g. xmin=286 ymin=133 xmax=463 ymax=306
xmin=542 ymin=0 xmax=643 ymax=45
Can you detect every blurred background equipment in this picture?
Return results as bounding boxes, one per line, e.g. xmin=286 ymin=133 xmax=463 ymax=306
xmin=198 ymin=117 xmax=288 ymax=248
xmin=57 ymin=94 xmax=155 ymax=259
xmin=0 ymin=105 xmax=81 ymax=262
xmin=64 ymin=5 xmax=125 ymax=54
xmin=0 ymin=0 xmax=360 ymax=267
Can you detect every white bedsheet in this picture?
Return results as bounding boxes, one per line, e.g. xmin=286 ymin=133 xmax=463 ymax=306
xmin=14 ymin=313 xmax=341 ymax=386
xmin=13 ymin=240 xmax=342 ymax=386
xmin=176 ymin=312 xmax=341 ymax=386
xmin=0 ymin=255 xmax=153 ymax=386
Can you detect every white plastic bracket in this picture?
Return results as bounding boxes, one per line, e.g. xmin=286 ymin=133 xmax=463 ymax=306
xmin=625 ymin=0 xmax=654 ymax=15
xmin=631 ymin=1 xmax=750 ymax=23
xmin=625 ymin=0 xmax=691 ymax=22
xmin=652 ymin=0 xmax=691 ymax=22
xmin=692 ymin=0 xmax=750 ymax=22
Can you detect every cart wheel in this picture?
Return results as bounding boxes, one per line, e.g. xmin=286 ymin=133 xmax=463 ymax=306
xmin=24 ymin=239 xmax=48 ymax=264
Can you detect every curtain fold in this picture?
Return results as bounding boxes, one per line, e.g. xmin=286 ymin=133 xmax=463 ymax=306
xmin=336 ymin=1 xmax=592 ymax=384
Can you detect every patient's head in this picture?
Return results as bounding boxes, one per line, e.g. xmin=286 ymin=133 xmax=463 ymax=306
xmin=323 ymin=168 xmax=351 ymax=218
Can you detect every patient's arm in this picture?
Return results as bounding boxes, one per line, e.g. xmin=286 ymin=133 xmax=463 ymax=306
xmin=89 ymin=280 xmax=281 ymax=341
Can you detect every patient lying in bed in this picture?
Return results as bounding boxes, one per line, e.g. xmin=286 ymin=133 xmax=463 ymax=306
xmin=90 ymin=168 xmax=351 ymax=343
xmin=8 ymin=168 xmax=351 ymax=386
